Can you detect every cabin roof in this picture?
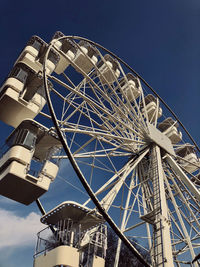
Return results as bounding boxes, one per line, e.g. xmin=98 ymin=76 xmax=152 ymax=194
xmin=41 ymin=201 xmax=104 ymax=231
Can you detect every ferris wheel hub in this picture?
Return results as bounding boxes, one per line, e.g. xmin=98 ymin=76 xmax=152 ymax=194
xmin=147 ymin=124 xmax=175 ymax=156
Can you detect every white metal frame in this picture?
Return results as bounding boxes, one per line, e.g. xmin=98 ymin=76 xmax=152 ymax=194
xmin=40 ymin=35 xmax=200 ymax=266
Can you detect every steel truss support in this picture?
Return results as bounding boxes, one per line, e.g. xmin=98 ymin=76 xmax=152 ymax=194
xmin=151 ymin=145 xmax=173 ymax=266
xmin=164 ymin=154 xmax=200 ymax=267
xmin=113 ymin=170 xmax=137 ymax=267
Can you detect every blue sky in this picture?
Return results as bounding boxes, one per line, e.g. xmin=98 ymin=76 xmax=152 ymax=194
xmin=0 ymin=0 xmax=200 ymax=266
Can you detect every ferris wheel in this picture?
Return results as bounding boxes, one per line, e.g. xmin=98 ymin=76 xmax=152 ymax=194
xmin=0 ymin=32 xmax=200 ymax=267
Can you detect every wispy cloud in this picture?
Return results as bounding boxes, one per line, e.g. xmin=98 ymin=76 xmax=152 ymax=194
xmin=0 ymin=209 xmax=43 ymax=250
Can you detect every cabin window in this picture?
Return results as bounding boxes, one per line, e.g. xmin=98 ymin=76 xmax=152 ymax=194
xmin=7 ymin=129 xmax=36 ymax=150
xmin=32 ymin=40 xmax=42 ymax=51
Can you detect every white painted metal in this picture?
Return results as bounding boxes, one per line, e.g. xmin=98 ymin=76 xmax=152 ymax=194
xmin=152 ymin=146 xmax=174 ymax=266
xmin=83 ymin=148 xmax=149 ymax=208
xmin=73 ymin=43 xmax=98 ymax=74
xmin=52 ymin=35 xmax=76 ymax=74
xmin=34 ymin=202 xmax=106 ymax=267
xmin=98 ymin=54 xmax=120 ymax=84
xmin=147 ymin=124 xmax=175 ymax=156
xmin=141 ymin=94 xmax=162 ymax=122
xmin=0 ymin=119 xmax=60 ymax=205
xmin=17 ymin=36 xmax=59 ymax=75
xmin=41 ymin=35 xmax=200 ymax=266
xmin=114 ymin=170 xmax=137 ymax=267
xmin=99 ymin=149 xmax=149 ymax=212
xmin=164 ymin=154 xmax=200 ymax=202
xmin=120 ymin=73 xmax=142 ymax=103
xmin=158 ymin=118 xmax=182 ymax=144
xmin=2 ymin=33 xmax=200 ymax=267
xmin=163 ymin=173 xmax=198 ymax=267
xmin=176 ymin=144 xmax=200 ymax=172
xmin=0 ymin=75 xmax=46 ymax=127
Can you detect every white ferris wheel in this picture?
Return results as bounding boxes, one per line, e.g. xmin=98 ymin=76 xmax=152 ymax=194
xmin=0 ymin=31 xmax=200 ymax=267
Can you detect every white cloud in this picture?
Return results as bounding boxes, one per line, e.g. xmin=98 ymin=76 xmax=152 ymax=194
xmin=0 ymin=209 xmax=43 ymax=250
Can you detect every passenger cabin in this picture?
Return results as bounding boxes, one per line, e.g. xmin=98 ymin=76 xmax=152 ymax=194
xmin=52 ymin=31 xmax=77 ymax=74
xmin=16 ymin=35 xmax=60 ymax=75
xmin=176 ymin=144 xmax=199 ymax=173
xmin=141 ymin=94 xmax=162 ymax=122
xmin=98 ymin=54 xmax=120 ymax=84
xmin=0 ymin=119 xmax=61 ymax=205
xmin=34 ymin=201 xmax=107 ymax=267
xmin=120 ymin=73 xmax=142 ymax=103
xmin=73 ymin=40 xmax=98 ymax=74
xmin=158 ymin=117 xmax=182 ymax=144
xmin=0 ymin=64 xmax=52 ymax=127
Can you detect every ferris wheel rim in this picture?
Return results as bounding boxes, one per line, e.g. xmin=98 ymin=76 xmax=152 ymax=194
xmin=42 ymin=43 xmax=151 ymax=266
xmin=41 ymin=34 xmax=200 ymax=265
xmin=1 ymin=31 xmax=200 ymax=267
xmin=49 ymin=34 xmax=200 ymax=153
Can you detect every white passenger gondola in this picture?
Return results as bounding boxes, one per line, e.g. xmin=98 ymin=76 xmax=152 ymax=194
xmin=120 ymin=73 xmax=142 ymax=103
xmin=0 ymin=64 xmax=51 ymax=127
xmin=0 ymin=119 xmax=61 ymax=205
xmin=52 ymin=31 xmax=77 ymax=74
xmin=141 ymin=94 xmax=162 ymax=122
xmin=158 ymin=117 xmax=182 ymax=144
xmin=176 ymin=144 xmax=199 ymax=173
xmin=34 ymin=201 xmax=106 ymax=267
xmin=98 ymin=54 xmax=120 ymax=84
xmin=73 ymin=40 xmax=98 ymax=74
xmin=17 ymin=35 xmax=60 ymax=75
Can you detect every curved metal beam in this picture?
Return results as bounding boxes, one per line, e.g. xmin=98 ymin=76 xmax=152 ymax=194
xmin=43 ymin=44 xmax=151 ymax=266
xmin=57 ymin=35 xmax=199 ymax=153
